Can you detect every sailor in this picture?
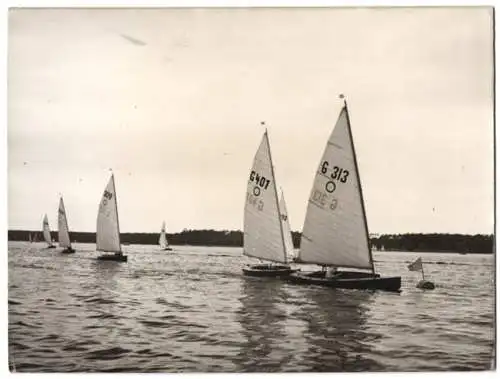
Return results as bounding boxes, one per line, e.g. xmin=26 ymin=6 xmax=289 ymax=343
xmin=325 ymin=266 xmax=338 ymax=279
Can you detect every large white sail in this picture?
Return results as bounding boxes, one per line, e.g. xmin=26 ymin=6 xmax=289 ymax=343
xmin=159 ymin=221 xmax=169 ymax=249
xmin=279 ymin=190 xmax=295 ymax=260
xmin=299 ymin=103 xmax=373 ymax=270
xmin=42 ymin=214 xmax=53 ymax=246
xmin=96 ymin=174 xmax=122 ymax=253
xmin=58 ymin=197 xmax=72 ymax=248
xmin=243 ymin=131 xmax=287 ymax=263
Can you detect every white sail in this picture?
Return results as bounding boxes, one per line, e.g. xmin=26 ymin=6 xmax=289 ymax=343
xmin=58 ymin=197 xmax=72 ymax=248
xmin=243 ymin=131 xmax=287 ymax=264
xmin=279 ymin=190 xmax=295 ymax=260
xmin=159 ymin=221 xmax=169 ymax=249
xmin=42 ymin=214 xmax=53 ymax=246
xmin=299 ymin=103 xmax=373 ymax=270
xmin=96 ymin=174 xmax=122 ymax=253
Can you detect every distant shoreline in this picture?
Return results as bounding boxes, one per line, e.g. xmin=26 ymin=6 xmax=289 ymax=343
xmin=8 ymin=229 xmax=494 ymax=254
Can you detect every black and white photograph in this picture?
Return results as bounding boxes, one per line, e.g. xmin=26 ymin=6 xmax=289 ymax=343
xmin=6 ymin=5 xmax=495 ymax=373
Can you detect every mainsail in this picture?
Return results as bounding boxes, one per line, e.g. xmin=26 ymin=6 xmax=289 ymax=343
xmin=279 ymin=190 xmax=295 ymax=260
xmin=58 ymin=197 xmax=72 ymax=249
xmin=243 ymin=131 xmax=287 ymax=264
xmin=96 ymin=174 xmax=122 ymax=253
xmin=159 ymin=221 xmax=169 ymax=249
xmin=299 ymin=102 xmax=374 ymax=271
xmin=42 ymin=214 xmax=53 ymax=246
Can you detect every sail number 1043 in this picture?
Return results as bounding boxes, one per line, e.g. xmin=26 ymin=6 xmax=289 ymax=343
xmin=321 ymin=161 xmax=349 ymax=183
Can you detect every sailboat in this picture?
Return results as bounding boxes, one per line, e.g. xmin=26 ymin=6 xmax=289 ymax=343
xmin=159 ymin=221 xmax=172 ymax=251
xmin=279 ymin=189 xmax=296 ymax=262
xmin=242 ymin=128 xmax=298 ymax=277
xmin=96 ymin=173 xmax=127 ymax=262
xmin=42 ymin=214 xmax=56 ymax=248
xmin=58 ymin=196 xmax=75 ymax=254
xmin=288 ymin=97 xmax=401 ymax=292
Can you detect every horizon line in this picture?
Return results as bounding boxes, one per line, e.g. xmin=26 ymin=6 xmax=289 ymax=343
xmin=8 ymin=229 xmax=494 ymax=237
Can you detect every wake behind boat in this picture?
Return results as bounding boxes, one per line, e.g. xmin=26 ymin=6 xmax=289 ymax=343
xmin=96 ymin=173 xmax=127 ymax=262
xmin=159 ymin=221 xmax=172 ymax=251
xmin=242 ymin=128 xmax=297 ymax=277
xmin=58 ymin=196 xmax=75 ymax=254
xmin=288 ymin=97 xmax=401 ymax=292
xmin=42 ymin=214 xmax=56 ymax=248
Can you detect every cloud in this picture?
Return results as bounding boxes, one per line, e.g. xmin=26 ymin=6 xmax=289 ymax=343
xmin=119 ymin=33 xmax=147 ymax=46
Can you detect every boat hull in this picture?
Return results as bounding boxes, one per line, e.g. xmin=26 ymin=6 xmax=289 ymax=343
xmin=97 ymin=254 xmax=128 ymax=262
xmin=60 ymin=247 xmax=75 ymax=254
xmin=46 ymin=245 xmax=56 ymax=249
xmin=287 ymin=270 xmax=401 ymax=292
xmin=243 ymin=264 xmax=298 ymax=277
xmin=161 ymin=247 xmax=173 ymax=251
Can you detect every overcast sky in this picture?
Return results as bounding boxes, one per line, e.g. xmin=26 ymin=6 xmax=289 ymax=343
xmin=8 ymin=7 xmax=493 ymax=234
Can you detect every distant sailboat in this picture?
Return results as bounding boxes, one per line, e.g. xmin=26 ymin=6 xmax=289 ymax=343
xmin=42 ymin=214 xmax=55 ymax=248
xmin=288 ymin=97 xmax=401 ymax=292
xmin=58 ymin=196 xmax=75 ymax=254
xmin=159 ymin=221 xmax=172 ymax=251
xmin=96 ymin=173 xmax=127 ymax=262
xmin=28 ymin=232 xmax=32 ymax=243
xmin=242 ymin=129 xmax=297 ymax=277
xmin=279 ymin=189 xmax=296 ymax=262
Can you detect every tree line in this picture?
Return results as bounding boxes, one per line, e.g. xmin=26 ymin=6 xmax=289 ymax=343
xmin=8 ymin=229 xmax=494 ymax=253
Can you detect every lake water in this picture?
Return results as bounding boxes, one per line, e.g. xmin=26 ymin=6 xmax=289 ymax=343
xmin=8 ymin=241 xmax=495 ymax=372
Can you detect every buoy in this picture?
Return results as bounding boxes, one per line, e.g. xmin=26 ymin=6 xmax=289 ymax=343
xmin=416 ymin=280 xmax=435 ymax=290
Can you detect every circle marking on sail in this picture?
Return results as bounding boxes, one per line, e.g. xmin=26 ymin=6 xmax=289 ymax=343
xmin=325 ymin=181 xmax=336 ymax=193
xmin=253 ymin=186 xmax=261 ymax=196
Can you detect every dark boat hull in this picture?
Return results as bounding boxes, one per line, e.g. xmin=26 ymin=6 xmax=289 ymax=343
xmin=288 ymin=270 xmax=401 ymax=292
xmin=242 ymin=264 xmax=298 ymax=277
xmin=46 ymin=245 xmax=56 ymax=249
xmin=97 ymin=254 xmax=128 ymax=262
xmin=60 ymin=247 xmax=75 ymax=254
xmin=162 ymin=247 xmax=173 ymax=251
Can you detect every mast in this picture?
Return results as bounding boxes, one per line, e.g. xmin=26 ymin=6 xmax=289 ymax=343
xmin=111 ymin=172 xmax=122 ymax=252
xmin=264 ymin=126 xmax=288 ymax=264
xmin=342 ymin=96 xmax=375 ymax=273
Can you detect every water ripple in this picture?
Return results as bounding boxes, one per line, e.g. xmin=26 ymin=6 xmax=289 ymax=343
xmin=8 ymin=242 xmax=494 ymax=372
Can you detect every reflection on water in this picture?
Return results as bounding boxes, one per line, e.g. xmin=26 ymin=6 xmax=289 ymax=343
xmin=8 ymin=242 xmax=495 ymax=372
xmin=299 ymin=288 xmax=383 ymax=371
xmin=235 ymin=278 xmax=290 ymax=372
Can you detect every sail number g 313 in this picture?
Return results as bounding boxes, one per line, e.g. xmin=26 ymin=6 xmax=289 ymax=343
xmin=311 ymin=189 xmax=338 ymax=211
xmin=249 ymin=171 xmax=271 ymax=191
xmin=321 ymin=161 xmax=349 ymax=183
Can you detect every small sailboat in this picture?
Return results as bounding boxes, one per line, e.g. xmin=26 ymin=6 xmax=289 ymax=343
xmin=279 ymin=189 xmax=296 ymax=262
xmin=28 ymin=232 xmax=32 ymax=243
xmin=242 ymin=128 xmax=297 ymax=277
xmin=42 ymin=214 xmax=56 ymax=248
xmin=288 ymin=97 xmax=401 ymax=292
xmin=96 ymin=173 xmax=127 ymax=262
xmin=58 ymin=196 xmax=75 ymax=254
xmin=159 ymin=221 xmax=172 ymax=251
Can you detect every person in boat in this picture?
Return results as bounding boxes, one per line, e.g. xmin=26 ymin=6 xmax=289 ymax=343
xmin=325 ymin=266 xmax=338 ymax=279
